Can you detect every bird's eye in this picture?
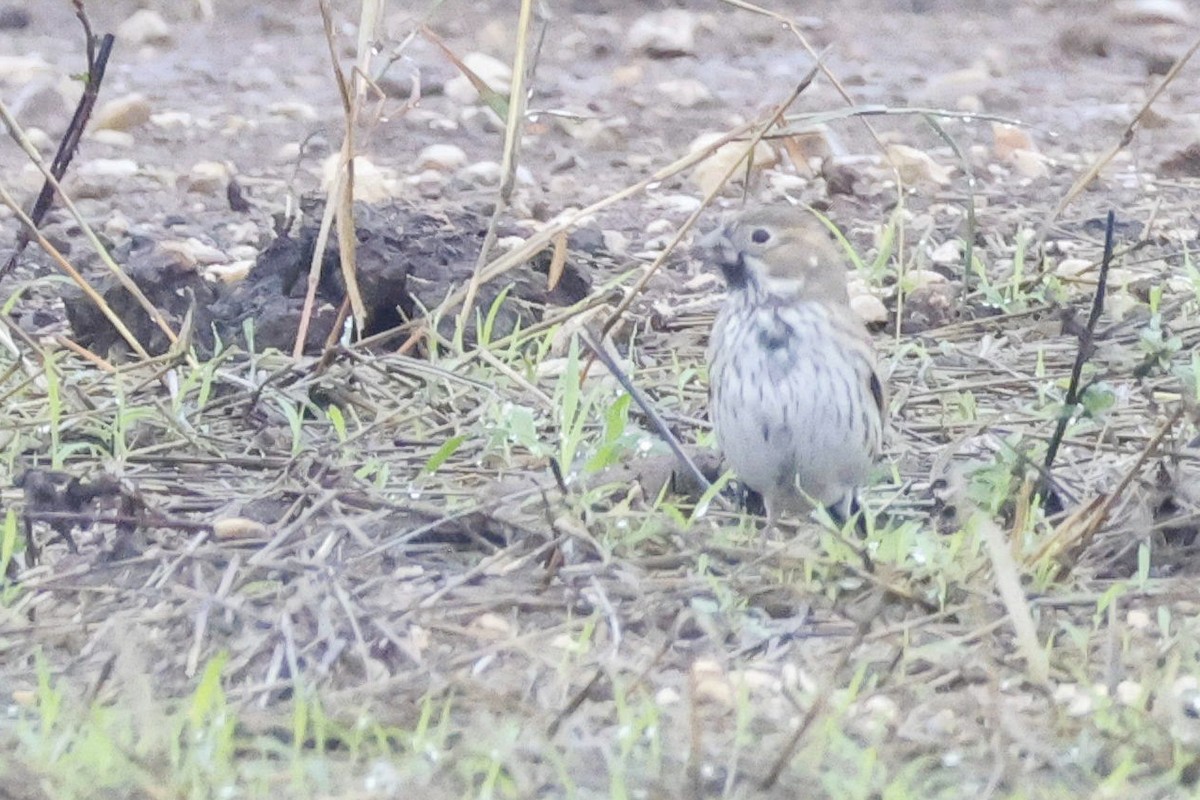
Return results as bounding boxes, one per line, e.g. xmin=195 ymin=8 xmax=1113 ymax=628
xmin=750 ymin=228 xmax=771 ymax=244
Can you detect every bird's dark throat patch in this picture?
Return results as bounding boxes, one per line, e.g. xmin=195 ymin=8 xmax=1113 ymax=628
xmin=718 ymin=252 xmax=749 ymax=289
xmin=753 ymin=323 xmax=792 ymax=352
xmin=756 ymin=320 xmax=793 ymax=352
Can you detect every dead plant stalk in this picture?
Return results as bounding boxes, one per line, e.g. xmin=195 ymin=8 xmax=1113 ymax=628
xmin=297 ymin=0 xmax=380 ymax=358
xmin=455 ymin=0 xmax=537 ymax=339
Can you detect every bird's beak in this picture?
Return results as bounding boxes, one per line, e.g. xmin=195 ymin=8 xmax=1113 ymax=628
xmin=697 ymin=225 xmax=748 ymax=289
xmin=696 ymin=224 xmax=728 ymax=252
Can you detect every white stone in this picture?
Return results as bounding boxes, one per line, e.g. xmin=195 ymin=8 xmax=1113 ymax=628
xmin=1126 ymin=609 xmax=1152 ymax=630
xmin=628 ymin=9 xmax=699 ymax=57
xmin=1114 ymin=0 xmax=1190 ymax=24
xmin=227 ymin=245 xmax=258 ymax=260
xmin=267 ymin=100 xmax=318 ymax=122
xmin=768 ymin=172 xmax=810 ymax=193
xmin=68 ymin=158 xmax=139 ymax=199
xmin=1053 ymin=682 xmax=1100 ymax=717
xmin=930 ymin=240 xmax=962 ymax=265
xmin=323 ymin=154 xmax=398 ymax=203
xmin=168 ymin=238 xmax=227 ymax=265
xmin=444 ymin=52 xmax=512 ymax=105
xmin=457 ymin=105 xmax=505 ymax=134
xmin=117 ymin=9 xmax=172 ymax=46
xmin=99 ymin=216 xmax=129 ymax=243
xmin=1009 ymin=149 xmax=1050 ymax=180
xmin=410 ymin=169 xmax=445 ymax=199
xmin=22 ymin=126 xmax=52 ymax=152
xmin=850 ymin=293 xmax=888 ymax=324
xmin=1116 ymin=680 xmax=1144 ymax=707
xmin=186 ymin=161 xmax=228 ymax=194
xmin=363 ymin=760 xmax=402 ymax=795
xmin=150 ymin=111 xmax=197 ymax=128
xmin=602 ymin=230 xmax=629 ymax=255
xmin=204 ymin=260 xmax=254 ymax=284
xmin=688 ymin=131 xmax=777 ymax=195
xmin=846 ymin=277 xmax=871 ymax=298
xmin=860 ymin=695 xmax=900 ymax=725
xmin=457 ymin=160 xmax=502 ymax=185
xmin=495 ymin=236 xmax=527 ymax=252
xmin=469 ymin=612 xmax=512 ymax=638
xmin=93 ymin=93 xmax=152 ymax=132
xmin=645 ymin=218 xmax=674 ymax=236
xmin=16 ymin=164 xmax=42 ymax=192
xmin=654 ymin=687 xmax=681 ymax=706
xmin=0 ymin=55 xmax=53 ymax=83
xmin=415 ymin=143 xmax=468 ymax=172
xmin=89 ymin=129 xmax=135 ymax=148
xmin=906 ymin=268 xmax=948 ymax=288
xmin=992 ymin=122 xmax=1035 ymax=159
xmin=1054 ymin=258 xmax=1093 ymax=278
xmin=274 ymin=142 xmax=302 ymax=163
xmin=885 ymin=144 xmax=954 ymax=186
xmin=78 ymin=158 xmax=139 ymax=179
xmin=653 ymin=194 xmax=702 ymax=214
xmin=557 ymin=115 xmax=628 ymax=148
xmin=655 ymin=78 xmax=713 ymax=108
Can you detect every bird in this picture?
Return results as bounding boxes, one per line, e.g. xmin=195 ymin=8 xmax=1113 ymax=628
xmin=701 ymin=206 xmax=885 ymax=529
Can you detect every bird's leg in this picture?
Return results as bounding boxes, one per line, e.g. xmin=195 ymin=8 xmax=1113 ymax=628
xmin=824 ymin=494 xmax=870 ymax=537
xmin=822 ymin=494 xmax=874 ymax=571
xmin=765 ymin=502 xmax=781 ymax=537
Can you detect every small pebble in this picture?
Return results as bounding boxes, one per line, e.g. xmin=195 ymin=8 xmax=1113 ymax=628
xmin=415 ymin=143 xmax=467 ymax=172
xmin=444 ymin=52 xmax=511 ymax=104
xmin=628 ymin=9 xmax=700 ymax=58
xmin=187 ymin=161 xmax=229 ymax=194
xmin=117 ymin=9 xmax=172 ymax=46
xmin=90 ymin=129 xmax=135 ymax=148
xmin=93 ymin=93 xmax=152 ymax=132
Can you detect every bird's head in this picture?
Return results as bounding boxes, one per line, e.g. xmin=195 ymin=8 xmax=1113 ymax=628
xmin=699 ymin=207 xmax=849 ymax=304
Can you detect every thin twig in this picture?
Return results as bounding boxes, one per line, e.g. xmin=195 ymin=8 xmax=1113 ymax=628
xmin=455 ymin=0 xmax=538 ymax=341
xmin=297 ymin=0 xmax=370 ymax=357
xmin=579 ymin=332 xmax=719 ymax=506
xmin=1039 ymin=210 xmax=1116 ymax=501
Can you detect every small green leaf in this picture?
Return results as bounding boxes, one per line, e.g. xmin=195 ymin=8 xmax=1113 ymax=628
xmin=188 ymin=653 xmax=228 ymax=729
xmin=425 ymin=434 xmax=466 ymax=473
xmin=326 ymin=405 xmax=347 ymax=441
xmin=0 ymin=509 xmax=17 ymax=579
xmin=480 ymin=284 xmax=514 ymax=346
xmin=1080 ymin=383 xmax=1116 ymax=418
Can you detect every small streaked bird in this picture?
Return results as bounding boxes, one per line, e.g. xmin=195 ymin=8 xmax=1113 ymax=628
xmin=702 ymin=207 xmax=885 ymax=528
